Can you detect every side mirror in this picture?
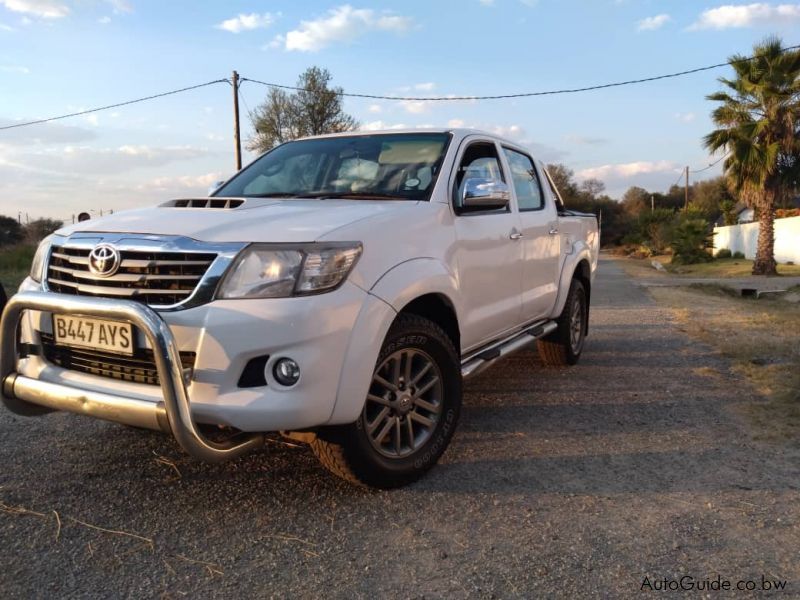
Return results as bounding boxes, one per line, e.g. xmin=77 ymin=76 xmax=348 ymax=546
xmin=461 ymin=178 xmax=510 ymax=211
xmin=208 ymin=180 xmax=226 ymax=196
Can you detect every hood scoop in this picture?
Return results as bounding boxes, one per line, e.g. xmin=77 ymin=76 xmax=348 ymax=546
xmin=162 ymin=198 xmax=245 ymax=209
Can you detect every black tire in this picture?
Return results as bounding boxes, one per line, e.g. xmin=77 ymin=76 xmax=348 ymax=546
xmin=537 ymin=278 xmax=587 ymax=366
xmin=311 ymin=313 xmax=461 ymax=489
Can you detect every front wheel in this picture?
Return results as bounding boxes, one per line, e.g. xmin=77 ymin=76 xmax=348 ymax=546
xmin=311 ymin=314 xmax=461 ymax=488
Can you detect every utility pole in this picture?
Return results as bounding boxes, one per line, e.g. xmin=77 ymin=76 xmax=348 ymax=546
xmin=651 ymin=195 xmax=654 ymax=212
xmin=684 ymin=166 xmax=689 ymax=210
xmin=232 ymin=70 xmax=242 ymax=171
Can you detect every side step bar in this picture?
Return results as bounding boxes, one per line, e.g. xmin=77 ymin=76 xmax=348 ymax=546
xmin=0 ymin=291 xmax=264 ymax=463
xmin=461 ymin=321 xmax=558 ymax=380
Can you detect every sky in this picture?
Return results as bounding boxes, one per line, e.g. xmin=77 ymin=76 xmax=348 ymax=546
xmin=0 ymin=0 xmax=799 ymax=221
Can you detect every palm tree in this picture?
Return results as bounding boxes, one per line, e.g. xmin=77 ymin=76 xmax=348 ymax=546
xmin=704 ymin=37 xmax=800 ymax=276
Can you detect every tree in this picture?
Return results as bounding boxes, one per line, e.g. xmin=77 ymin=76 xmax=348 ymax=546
xmin=580 ymin=178 xmax=605 ymax=198
xmin=621 ymin=186 xmax=649 ymax=218
xmin=0 ymin=215 xmax=23 ymax=246
xmin=249 ymin=67 xmax=358 ymax=152
xmin=545 ymin=163 xmax=579 ymax=201
xmin=704 ymin=37 xmax=800 ymax=275
xmin=690 ymin=176 xmax=736 ymax=222
xmin=25 ymin=218 xmax=63 ymax=243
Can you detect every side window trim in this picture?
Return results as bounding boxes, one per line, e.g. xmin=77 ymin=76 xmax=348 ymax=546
xmin=450 ymin=138 xmax=510 ymax=217
xmin=501 ymin=146 xmax=546 ymax=213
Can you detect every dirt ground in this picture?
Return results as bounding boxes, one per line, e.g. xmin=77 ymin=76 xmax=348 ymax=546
xmin=1 ymin=257 xmax=799 ymax=598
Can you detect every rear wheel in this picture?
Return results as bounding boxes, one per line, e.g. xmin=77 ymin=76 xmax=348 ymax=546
xmin=537 ymin=278 xmax=587 ymax=366
xmin=311 ymin=314 xmax=461 ymax=488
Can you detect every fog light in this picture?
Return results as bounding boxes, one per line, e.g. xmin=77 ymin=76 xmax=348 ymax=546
xmin=273 ymin=358 xmax=300 ymax=386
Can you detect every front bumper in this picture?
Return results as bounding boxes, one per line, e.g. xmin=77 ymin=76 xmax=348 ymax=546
xmin=1 ymin=280 xmax=370 ymax=460
xmin=1 ymin=291 xmax=264 ymax=462
xmin=12 ymin=276 xmax=369 ymax=430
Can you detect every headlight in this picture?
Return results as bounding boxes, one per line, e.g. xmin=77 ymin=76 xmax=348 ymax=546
xmin=29 ymin=236 xmax=52 ymax=283
xmin=217 ymin=243 xmax=362 ymax=299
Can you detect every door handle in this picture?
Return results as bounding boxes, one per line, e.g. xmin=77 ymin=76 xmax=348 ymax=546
xmin=509 ymin=230 xmax=523 ymax=240
xmin=548 ymin=228 xmax=559 ymax=235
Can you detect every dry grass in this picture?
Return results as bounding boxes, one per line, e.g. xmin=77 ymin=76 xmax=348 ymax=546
xmin=669 ymin=258 xmax=800 ymax=278
xmin=617 ymin=254 xmax=800 ymax=279
xmin=648 ymin=285 xmax=800 ymax=443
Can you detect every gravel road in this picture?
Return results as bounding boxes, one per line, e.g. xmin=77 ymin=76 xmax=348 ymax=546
xmin=2 ymin=257 xmax=799 ymax=598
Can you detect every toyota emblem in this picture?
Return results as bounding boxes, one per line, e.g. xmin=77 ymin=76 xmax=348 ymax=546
xmin=88 ymin=243 xmax=121 ymax=277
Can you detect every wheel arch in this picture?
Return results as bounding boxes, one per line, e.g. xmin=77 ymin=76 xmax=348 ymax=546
xmin=573 ymin=258 xmax=591 ymax=336
xmin=551 ymin=251 xmax=593 ymax=329
xmin=328 ymin=258 xmax=462 ymax=426
xmin=397 ymin=293 xmax=460 ymax=353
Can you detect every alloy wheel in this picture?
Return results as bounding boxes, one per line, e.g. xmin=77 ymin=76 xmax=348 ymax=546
xmin=363 ymin=348 xmax=444 ymax=458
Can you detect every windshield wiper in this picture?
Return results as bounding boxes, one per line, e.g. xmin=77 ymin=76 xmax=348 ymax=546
xmin=312 ymin=192 xmax=412 ymax=200
xmin=246 ymin=192 xmax=413 ymax=200
xmin=247 ymin=192 xmax=318 ymax=198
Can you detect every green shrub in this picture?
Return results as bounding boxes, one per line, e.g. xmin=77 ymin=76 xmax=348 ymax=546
xmin=637 ymin=208 xmax=676 ymax=254
xmin=715 ymin=248 xmax=732 ymax=259
xmin=670 ymin=219 xmax=714 ymax=265
xmin=733 ymin=251 xmax=745 ymax=259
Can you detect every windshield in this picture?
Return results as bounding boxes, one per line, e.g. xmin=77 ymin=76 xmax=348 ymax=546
xmin=214 ymin=133 xmax=451 ymax=201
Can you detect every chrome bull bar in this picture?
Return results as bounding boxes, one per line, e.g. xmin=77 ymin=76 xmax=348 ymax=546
xmin=0 ymin=291 xmax=264 ymax=463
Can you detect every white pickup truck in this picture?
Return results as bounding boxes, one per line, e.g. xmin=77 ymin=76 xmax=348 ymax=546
xmin=1 ymin=129 xmax=598 ymax=488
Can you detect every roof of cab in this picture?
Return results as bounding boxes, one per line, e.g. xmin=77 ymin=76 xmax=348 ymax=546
xmin=301 ymin=128 xmax=522 ymax=149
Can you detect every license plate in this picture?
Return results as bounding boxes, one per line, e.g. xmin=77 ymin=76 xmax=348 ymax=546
xmin=52 ymin=315 xmax=134 ymax=356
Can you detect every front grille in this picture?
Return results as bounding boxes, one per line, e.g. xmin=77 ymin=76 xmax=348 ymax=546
xmin=47 ymin=245 xmax=217 ymax=307
xmin=40 ymin=332 xmax=196 ymax=386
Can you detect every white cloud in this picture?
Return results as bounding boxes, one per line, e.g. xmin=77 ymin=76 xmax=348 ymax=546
xmin=216 ymin=12 xmax=277 ymax=33
xmin=565 ymin=134 xmax=609 ymax=145
xmin=637 ymin=14 xmax=671 ymax=31
xmin=674 ymin=112 xmax=696 ymax=123
xmin=490 ymin=124 xmax=526 ymax=139
xmin=105 ymin=0 xmax=130 ymax=13
xmin=578 ymin=161 xmax=678 ymax=180
xmin=282 ymin=5 xmax=412 ymax=52
xmin=688 ymin=3 xmax=800 ymax=30
xmin=367 ymin=104 xmax=382 ymax=113
xmin=140 ymin=172 xmax=224 ymax=193
xmin=414 ymin=82 xmax=435 ymax=91
xmin=479 ymin=0 xmax=496 ymax=6
xmin=360 ymin=120 xmax=408 ymax=131
xmin=0 ymin=118 xmax=96 ymax=145
xmin=0 ymin=0 xmax=67 ymax=18
xmin=97 ymin=15 xmax=111 ymax=24
xmin=0 ymin=64 xmax=29 ymax=73
xmin=400 ymin=100 xmax=429 ymax=114
xmin=4 ymin=145 xmax=214 ymax=175
xmin=447 ymin=118 xmax=465 ymax=128
xmin=0 ymin=22 xmax=14 ymax=30
xmin=265 ymin=34 xmax=284 ymax=49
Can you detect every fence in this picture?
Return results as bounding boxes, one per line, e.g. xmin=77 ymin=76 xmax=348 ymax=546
xmin=713 ymin=215 xmax=800 ymax=263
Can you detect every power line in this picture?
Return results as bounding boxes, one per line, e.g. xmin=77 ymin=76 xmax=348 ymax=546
xmin=1 ymin=43 xmax=797 ymax=133
xmin=241 ymin=43 xmax=800 ymax=102
xmin=690 ymin=153 xmax=728 ymax=174
xmin=0 ymin=79 xmax=229 ymax=131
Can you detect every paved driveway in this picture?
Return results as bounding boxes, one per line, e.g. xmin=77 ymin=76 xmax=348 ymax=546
xmin=2 ymin=258 xmax=799 ymax=598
